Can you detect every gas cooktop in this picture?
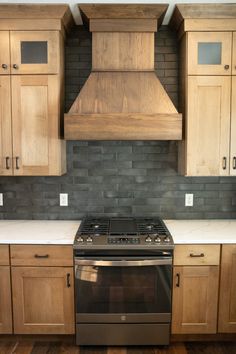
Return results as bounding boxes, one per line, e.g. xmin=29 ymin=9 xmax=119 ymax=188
xmin=74 ymin=217 xmax=174 ymax=250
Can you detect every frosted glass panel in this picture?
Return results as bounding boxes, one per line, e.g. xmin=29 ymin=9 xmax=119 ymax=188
xmin=21 ymin=41 xmax=48 ymax=64
xmin=198 ymin=42 xmax=222 ymax=65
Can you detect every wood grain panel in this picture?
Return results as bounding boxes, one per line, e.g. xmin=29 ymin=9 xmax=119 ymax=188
xmin=0 ymin=245 xmax=9 ymax=266
xmin=0 ymin=31 xmax=10 ymax=74
xmin=0 ymin=76 xmax=12 ymax=176
xmin=0 ymin=19 xmax=62 ymax=31
xmin=92 ymin=33 xmax=154 ymax=70
xmin=174 ymin=245 xmax=220 ymax=266
xmin=231 ymin=77 xmax=236 ymax=176
xmin=90 ymin=19 xmax=157 ymax=32
xmin=172 ymin=266 xmax=219 ymax=334
xmin=233 ymin=32 xmax=236 ymax=76
xmin=183 ymin=19 xmax=236 ymax=32
xmin=12 ymin=266 xmax=74 ymax=334
xmin=0 ymin=266 xmax=12 ymax=334
xmin=10 ymin=245 xmax=73 ymax=266
xmin=218 ymin=245 xmax=236 ymax=333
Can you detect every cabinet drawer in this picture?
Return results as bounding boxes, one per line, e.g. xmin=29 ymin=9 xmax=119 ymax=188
xmin=174 ymin=245 xmax=220 ymax=266
xmin=0 ymin=245 xmax=10 ymax=265
xmin=10 ymin=245 xmax=73 ymax=266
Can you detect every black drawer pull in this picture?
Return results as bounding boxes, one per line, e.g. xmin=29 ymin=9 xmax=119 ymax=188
xmin=15 ymin=156 xmax=20 ymax=170
xmin=34 ymin=254 xmax=49 ymax=259
xmin=222 ymin=157 xmax=227 ymax=170
xmin=67 ymin=273 xmax=71 ymax=288
xmin=176 ymin=273 xmax=180 ymax=287
xmin=190 ymin=253 xmax=205 ymax=258
xmin=233 ymin=157 xmax=236 ymax=170
xmin=5 ymin=157 xmax=10 ymax=170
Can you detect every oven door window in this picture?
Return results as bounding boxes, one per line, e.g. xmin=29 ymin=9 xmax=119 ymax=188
xmin=75 ymin=265 xmax=171 ymax=313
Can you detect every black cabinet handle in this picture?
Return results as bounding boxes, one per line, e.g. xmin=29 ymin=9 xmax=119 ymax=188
xmin=34 ymin=254 xmax=49 ymax=259
xmin=15 ymin=156 xmax=20 ymax=169
xmin=5 ymin=157 xmax=10 ymax=170
xmin=224 ymin=64 xmax=230 ymax=70
xmin=233 ymin=157 xmax=236 ymax=170
xmin=190 ymin=253 xmax=204 ymax=258
xmin=13 ymin=64 xmax=19 ymax=69
xmin=176 ymin=273 xmax=180 ymax=287
xmin=67 ymin=273 xmax=71 ymax=288
xmin=1 ymin=64 xmax=8 ymax=69
xmin=222 ymin=157 xmax=227 ymax=170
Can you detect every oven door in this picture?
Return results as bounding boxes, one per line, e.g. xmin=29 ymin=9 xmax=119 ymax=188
xmin=74 ymin=256 xmax=172 ymax=323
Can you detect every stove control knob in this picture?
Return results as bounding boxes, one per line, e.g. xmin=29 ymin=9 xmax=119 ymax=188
xmin=164 ymin=236 xmax=171 ymax=243
xmin=154 ymin=236 xmax=162 ymax=243
xmin=86 ymin=236 xmax=93 ymax=243
xmin=145 ymin=236 xmax=152 ymax=243
xmin=77 ymin=236 xmax=84 ymax=243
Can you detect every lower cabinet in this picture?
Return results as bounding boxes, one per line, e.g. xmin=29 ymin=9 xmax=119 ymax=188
xmin=12 ymin=266 xmax=74 ymax=334
xmin=0 ymin=266 xmax=12 ymax=333
xmin=218 ymin=244 xmax=236 ymax=332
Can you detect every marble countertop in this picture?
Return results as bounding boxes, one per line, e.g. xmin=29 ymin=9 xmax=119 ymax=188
xmin=0 ymin=219 xmax=235 ymax=245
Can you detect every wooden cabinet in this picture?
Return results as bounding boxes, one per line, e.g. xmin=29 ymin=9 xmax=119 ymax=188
xmin=230 ymin=77 xmax=236 ymax=175
xmin=0 ymin=31 xmax=10 ymax=74
xmin=218 ymin=245 xmax=236 ymax=333
xmin=0 ymin=245 xmax=12 ymax=334
xmin=172 ymin=244 xmax=220 ymax=334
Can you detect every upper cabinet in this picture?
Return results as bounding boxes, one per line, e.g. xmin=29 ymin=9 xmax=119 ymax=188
xmin=170 ymin=4 xmax=236 ymax=176
xmin=0 ymin=5 xmax=74 ymax=176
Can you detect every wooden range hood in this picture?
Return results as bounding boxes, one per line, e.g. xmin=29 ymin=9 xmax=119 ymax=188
xmin=64 ymin=4 xmax=182 ymax=140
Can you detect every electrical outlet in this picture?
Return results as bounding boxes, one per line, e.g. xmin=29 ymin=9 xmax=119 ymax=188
xmin=0 ymin=193 xmax=3 ymax=206
xmin=60 ymin=193 xmax=68 ymax=206
xmin=185 ymin=193 xmax=193 ymax=207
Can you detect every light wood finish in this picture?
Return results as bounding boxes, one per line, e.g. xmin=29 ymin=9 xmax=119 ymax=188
xmin=172 ymin=266 xmax=219 ymax=334
xmin=187 ymin=32 xmax=232 ymax=76
xmin=11 ymin=75 xmax=66 ymax=176
xmin=90 ymin=19 xmax=157 ymax=32
xmin=174 ymin=245 xmax=220 ymax=266
xmin=182 ymin=19 xmax=236 ymax=33
xmin=0 ymin=19 xmax=64 ymax=31
xmin=185 ymin=76 xmax=231 ymax=176
xmin=0 ymin=245 xmax=9 ymax=266
xmin=0 ymin=266 xmax=12 ymax=334
xmin=231 ymin=77 xmax=236 ymax=175
xmin=0 ymin=76 xmax=12 ymax=175
xmin=10 ymin=245 xmax=73 ymax=267
xmin=10 ymin=31 xmax=59 ymax=75
xmin=93 ymin=33 xmax=154 ymax=71
xmin=218 ymin=245 xmax=236 ymax=333
xmin=233 ymin=33 xmax=236 ymax=76
xmin=12 ymin=266 xmax=74 ymax=334
xmin=0 ymin=31 xmax=10 ymax=74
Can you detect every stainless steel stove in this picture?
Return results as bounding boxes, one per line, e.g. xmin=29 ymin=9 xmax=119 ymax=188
xmin=74 ymin=217 xmax=174 ymax=346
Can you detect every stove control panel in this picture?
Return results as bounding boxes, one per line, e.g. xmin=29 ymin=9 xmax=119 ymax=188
xmin=108 ymin=237 xmax=140 ymax=244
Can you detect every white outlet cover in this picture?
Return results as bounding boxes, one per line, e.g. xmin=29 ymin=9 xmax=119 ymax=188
xmin=185 ymin=193 xmax=193 ymax=207
xmin=0 ymin=193 xmax=3 ymax=206
xmin=60 ymin=193 xmax=68 ymax=206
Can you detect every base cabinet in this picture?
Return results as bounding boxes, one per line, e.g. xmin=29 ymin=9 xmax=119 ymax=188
xmin=0 ymin=266 xmax=12 ymax=334
xmin=12 ymin=266 xmax=74 ymax=334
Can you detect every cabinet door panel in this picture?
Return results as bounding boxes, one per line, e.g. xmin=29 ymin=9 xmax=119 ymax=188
xmin=172 ymin=266 xmax=219 ymax=334
xmin=0 ymin=31 xmax=10 ymax=74
xmin=12 ymin=267 xmax=74 ymax=334
xmin=0 ymin=266 xmax=12 ymax=334
xmin=232 ymin=32 xmax=236 ymax=76
xmin=187 ymin=32 xmax=232 ymax=75
xmin=230 ymin=77 xmax=236 ymax=175
xmin=186 ymin=76 xmax=231 ymax=176
xmin=0 ymin=76 xmax=13 ymax=175
xmin=11 ymin=75 xmax=63 ymax=176
xmin=10 ymin=31 xmax=59 ymax=74
xmin=218 ymin=245 xmax=236 ymax=332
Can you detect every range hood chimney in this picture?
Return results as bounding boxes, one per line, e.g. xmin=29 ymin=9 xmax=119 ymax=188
xmin=64 ymin=4 xmax=182 ymax=140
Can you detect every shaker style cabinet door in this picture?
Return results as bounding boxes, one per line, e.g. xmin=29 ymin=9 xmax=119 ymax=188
xmin=218 ymin=245 xmax=236 ymax=333
xmin=12 ymin=267 xmax=75 ymax=334
xmin=230 ymin=77 xmax=236 ymax=175
xmin=0 ymin=76 xmax=13 ymax=175
xmin=186 ymin=75 xmax=231 ymax=176
xmin=0 ymin=266 xmax=12 ymax=334
xmin=172 ymin=266 xmax=219 ymax=334
xmin=10 ymin=31 xmax=59 ymax=74
xmin=0 ymin=31 xmax=10 ymax=75
xmin=187 ymin=32 xmax=232 ymax=75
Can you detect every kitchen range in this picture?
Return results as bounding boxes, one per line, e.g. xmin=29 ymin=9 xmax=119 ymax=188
xmin=74 ymin=217 xmax=174 ymax=346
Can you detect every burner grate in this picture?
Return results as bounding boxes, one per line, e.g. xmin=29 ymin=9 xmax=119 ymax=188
xmin=79 ymin=218 xmax=110 ymax=235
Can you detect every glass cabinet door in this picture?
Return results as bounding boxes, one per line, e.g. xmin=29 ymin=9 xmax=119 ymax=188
xmin=10 ymin=31 xmax=59 ymax=74
xmin=232 ymin=32 xmax=236 ymax=76
xmin=187 ymin=32 xmax=232 ymax=75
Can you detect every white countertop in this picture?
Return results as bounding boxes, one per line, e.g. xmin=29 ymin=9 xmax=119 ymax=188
xmin=0 ymin=220 xmax=80 ymax=244
xmin=0 ymin=219 xmax=235 ymax=245
xmin=164 ymin=219 xmax=236 ymax=244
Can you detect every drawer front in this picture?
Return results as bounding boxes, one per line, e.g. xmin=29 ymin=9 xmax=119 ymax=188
xmin=10 ymin=245 xmax=73 ymax=266
xmin=174 ymin=245 xmax=220 ymax=266
xmin=0 ymin=245 xmax=10 ymax=265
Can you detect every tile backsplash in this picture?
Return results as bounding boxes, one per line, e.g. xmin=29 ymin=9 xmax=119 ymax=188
xmin=0 ymin=25 xmax=235 ymax=220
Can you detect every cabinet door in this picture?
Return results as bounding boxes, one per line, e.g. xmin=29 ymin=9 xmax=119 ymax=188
xmin=0 ymin=31 xmax=10 ymax=75
xmin=230 ymin=77 xmax=236 ymax=175
xmin=218 ymin=245 xmax=236 ymax=333
xmin=12 ymin=267 xmax=74 ymax=334
xmin=187 ymin=32 xmax=232 ymax=75
xmin=11 ymin=75 xmax=64 ymax=176
xmin=0 ymin=76 xmax=13 ymax=175
xmin=10 ymin=31 xmax=59 ymax=74
xmin=172 ymin=266 xmax=219 ymax=334
xmin=186 ymin=76 xmax=231 ymax=176
xmin=0 ymin=266 xmax=12 ymax=334
xmin=232 ymin=32 xmax=236 ymax=76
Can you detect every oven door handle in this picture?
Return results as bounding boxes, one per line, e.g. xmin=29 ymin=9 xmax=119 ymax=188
xmin=74 ymin=258 xmax=172 ymax=267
